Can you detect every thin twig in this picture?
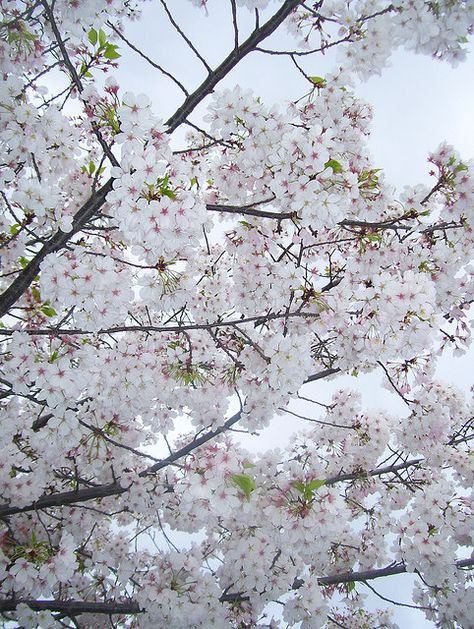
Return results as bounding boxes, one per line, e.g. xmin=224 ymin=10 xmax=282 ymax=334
xmin=377 ymin=361 xmax=415 ymax=405
xmin=362 ymin=580 xmax=433 ymax=611
xmin=230 ymin=0 xmax=239 ymax=49
xmin=279 ymin=406 xmax=356 ymax=430
xmin=107 ymin=21 xmax=189 ymax=95
xmin=78 ymin=419 xmax=161 ymax=462
xmin=159 ymin=0 xmax=212 ymax=72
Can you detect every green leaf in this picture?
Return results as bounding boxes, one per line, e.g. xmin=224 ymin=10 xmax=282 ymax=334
xmin=309 ymin=76 xmax=326 ymax=87
xmin=324 ymin=159 xmax=343 ymax=174
xmin=79 ymin=62 xmax=92 ymax=78
xmin=88 ymin=28 xmax=98 ymax=46
xmin=48 ymin=351 xmax=59 ymax=363
xmin=365 ymin=232 xmax=382 ymax=243
xmin=98 ymin=28 xmax=107 ymax=48
xmin=24 ymin=31 xmax=37 ymax=43
xmin=31 ymin=287 xmax=41 ymax=302
xmin=242 ymin=462 xmax=256 ymax=469
xmin=291 ymin=480 xmax=307 ymax=495
xmin=292 ymin=478 xmax=325 ymax=501
xmin=10 ymin=224 xmax=20 ymax=235
xmin=359 ymin=168 xmax=382 ymax=182
xmin=347 ymin=581 xmax=356 ymax=593
xmin=160 ymin=187 xmax=176 ymax=200
xmin=40 ymin=305 xmax=57 ymax=317
xmin=88 ymin=160 xmax=95 ymax=175
xmin=104 ymin=44 xmax=121 ymax=60
xmin=306 ymin=479 xmax=326 ymax=493
xmin=418 ymin=261 xmax=432 ymax=273
xmin=231 ymin=474 xmax=256 ymax=500
xmin=19 ymin=256 xmax=29 ymax=269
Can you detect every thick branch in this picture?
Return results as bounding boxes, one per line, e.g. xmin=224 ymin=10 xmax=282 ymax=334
xmin=143 ymin=408 xmax=243 ymax=475
xmin=317 ymin=557 xmax=474 ymax=586
xmin=165 ymin=0 xmax=303 ymax=132
xmin=0 ymin=179 xmax=113 ymax=318
xmin=304 ymin=367 xmax=340 ymax=382
xmin=0 ymin=482 xmax=126 ymax=517
xmin=0 ymin=598 xmax=141 ymax=615
xmin=226 ymin=557 xmax=474 ymax=602
xmin=339 ymin=217 xmax=413 ymax=231
xmin=0 ymin=364 xmax=340 ymax=517
xmin=324 ymin=457 xmax=423 ymax=486
xmin=0 ymin=408 xmax=242 ymax=517
xmin=207 ymin=202 xmax=296 ymax=220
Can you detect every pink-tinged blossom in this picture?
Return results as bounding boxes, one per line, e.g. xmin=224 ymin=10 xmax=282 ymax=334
xmin=0 ymin=0 xmax=473 ymax=627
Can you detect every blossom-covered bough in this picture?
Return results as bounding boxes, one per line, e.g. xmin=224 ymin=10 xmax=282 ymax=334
xmin=0 ymin=0 xmax=473 ymax=626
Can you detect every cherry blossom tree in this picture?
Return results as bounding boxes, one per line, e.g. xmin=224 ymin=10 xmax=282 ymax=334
xmin=0 ymin=0 xmax=473 ymax=627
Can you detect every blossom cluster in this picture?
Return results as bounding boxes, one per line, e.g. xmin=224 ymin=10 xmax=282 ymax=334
xmin=0 ymin=0 xmax=473 ymax=627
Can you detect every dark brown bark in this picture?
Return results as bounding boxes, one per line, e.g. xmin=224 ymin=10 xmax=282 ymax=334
xmin=165 ymin=0 xmax=303 ymax=133
xmin=0 ymin=179 xmax=113 ymax=318
xmin=0 ymin=598 xmax=140 ymax=615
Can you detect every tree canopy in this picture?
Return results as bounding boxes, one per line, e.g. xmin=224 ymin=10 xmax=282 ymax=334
xmin=0 ymin=1 xmax=473 ymax=627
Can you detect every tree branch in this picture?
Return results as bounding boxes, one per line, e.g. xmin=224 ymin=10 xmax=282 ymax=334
xmin=316 ymin=558 xmax=474 ymax=586
xmin=324 ymin=457 xmax=424 ymax=486
xmin=159 ymin=0 xmax=212 ymax=73
xmin=106 ymin=21 xmax=189 ymax=96
xmin=0 ymin=308 xmax=322 ymax=336
xmin=304 ymin=367 xmax=340 ymax=382
xmin=0 ymin=481 xmax=127 ymax=518
xmin=165 ymin=0 xmax=303 ymax=132
xmin=207 ymin=201 xmax=296 ymax=220
xmin=0 ymin=598 xmax=141 ymax=615
xmin=2 ymin=558 xmax=471 ymax=616
xmin=40 ymin=0 xmax=119 ymax=168
xmin=0 ymin=179 xmax=113 ymax=318
xmin=230 ymin=0 xmax=239 ymax=49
